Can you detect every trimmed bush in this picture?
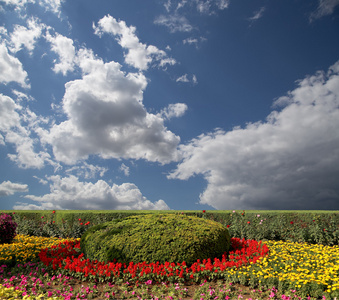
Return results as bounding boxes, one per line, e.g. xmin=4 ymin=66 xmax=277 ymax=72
xmin=80 ymin=214 xmax=230 ymax=265
xmin=0 ymin=213 xmax=17 ymax=244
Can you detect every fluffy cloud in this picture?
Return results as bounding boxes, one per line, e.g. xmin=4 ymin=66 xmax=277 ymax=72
xmin=94 ymin=15 xmax=176 ymax=71
xmin=46 ymin=31 xmax=76 ymax=75
xmin=42 ymin=48 xmax=181 ymax=164
xmin=0 ymin=93 xmax=52 ymax=169
xmin=158 ymin=103 xmax=188 ymax=120
xmin=0 ymin=43 xmax=29 ymax=88
xmin=0 ymin=180 xmax=28 ymax=196
xmin=9 ymin=18 xmax=44 ymax=54
xmin=1 ymin=0 xmax=63 ymax=15
xmin=19 ymin=175 xmax=170 ymax=210
xmin=169 ymin=61 xmax=339 ymax=210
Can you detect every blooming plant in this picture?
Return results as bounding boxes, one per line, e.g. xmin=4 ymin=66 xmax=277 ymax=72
xmin=0 ymin=213 xmax=17 ymax=244
xmin=38 ymin=237 xmax=269 ymax=284
xmin=1 ymin=234 xmax=337 ymax=299
xmin=0 ymin=234 xmax=79 ymax=266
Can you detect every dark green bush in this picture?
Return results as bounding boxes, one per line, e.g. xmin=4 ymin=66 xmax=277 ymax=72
xmin=81 ymin=214 xmax=231 ymax=265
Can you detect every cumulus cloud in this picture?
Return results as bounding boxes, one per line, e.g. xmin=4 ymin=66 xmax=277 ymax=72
xmin=41 ymin=48 xmax=181 ymax=165
xmin=0 ymin=93 xmax=53 ymax=169
xmin=0 ymin=180 xmax=28 ymax=196
xmin=0 ymin=43 xmax=30 ymax=88
xmin=19 ymin=175 xmax=170 ymax=210
xmin=169 ymin=61 xmax=339 ymax=210
xmin=158 ymin=103 xmax=188 ymax=120
xmin=1 ymin=0 xmax=64 ymax=15
xmin=154 ymin=14 xmax=193 ymax=33
xmin=310 ymin=0 xmax=339 ymax=21
xmin=94 ymin=15 xmax=176 ymax=71
xmin=9 ymin=18 xmax=44 ymax=54
xmin=45 ymin=31 xmax=76 ymax=75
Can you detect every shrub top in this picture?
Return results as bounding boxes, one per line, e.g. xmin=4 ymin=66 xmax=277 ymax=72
xmin=81 ymin=213 xmax=230 ymax=265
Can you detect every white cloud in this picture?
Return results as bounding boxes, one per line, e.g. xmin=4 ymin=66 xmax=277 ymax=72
xmin=176 ymin=74 xmax=198 ymax=84
xmin=154 ymin=14 xmax=193 ymax=33
xmin=169 ymin=61 xmax=339 ymax=210
xmin=216 ymin=0 xmax=229 ymax=10
xmin=310 ymin=0 xmax=339 ymax=21
xmin=9 ymin=18 xmax=44 ymax=54
xmin=20 ymin=175 xmax=170 ymax=210
xmin=183 ymin=38 xmax=198 ymax=46
xmin=39 ymin=0 xmax=63 ymax=15
xmin=42 ymin=48 xmax=181 ymax=165
xmin=65 ymin=162 xmax=108 ymax=179
xmin=158 ymin=103 xmax=188 ymax=120
xmin=0 ymin=180 xmax=28 ymax=196
xmin=1 ymin=0 xmax=63 ymax=15
xmin=179 ymin=0 xmax=229 ymax=14
xmin=0 ymin=93 xmax=52 ymax=169
xmin=45 ymin=31 xmax=76 ymax=75
xmin=164 ymin=0 xmax=171 ymax=12
xmin=119 ymin=163 xmax=130 ymax=176
xmin=176 ymin=74 xmax=189 ymax=83
xmin=0 ymin=43 xmax=30 ymax=88
xmin=94 ymin=15 xmax=176 ymax=71
xmin=248 ymin=7 xmax=266 ymax=21
xmin=0 ymin=94 xmax=22 ymax=131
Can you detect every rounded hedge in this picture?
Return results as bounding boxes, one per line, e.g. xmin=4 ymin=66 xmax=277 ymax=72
xmin=80 ymin=214 xmax=230 ymax=265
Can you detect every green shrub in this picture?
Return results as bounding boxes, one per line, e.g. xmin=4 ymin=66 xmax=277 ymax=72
xmin=80 ymin=214 xmax=231 ymax=265
xmin=0 ymin=213 xmax=17 ymax=244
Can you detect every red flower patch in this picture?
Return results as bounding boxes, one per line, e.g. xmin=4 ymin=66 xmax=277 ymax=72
xmin=39 ymin=237 xmax=269 ymax=284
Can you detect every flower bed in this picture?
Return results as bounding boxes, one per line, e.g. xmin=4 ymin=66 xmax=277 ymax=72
xmin=0 ymin=234 xmax=79 ymax=266
xmin=1 ymin=235 xmax=339 ymax=299
xmin=39 ymin=237 xmax=269 ymax=284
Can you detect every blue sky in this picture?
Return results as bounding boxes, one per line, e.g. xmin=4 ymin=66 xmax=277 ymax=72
xmin=0 ymin=0 xmax=339 ymax=211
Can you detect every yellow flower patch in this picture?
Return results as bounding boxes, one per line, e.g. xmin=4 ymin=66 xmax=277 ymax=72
xmin=235 ymin=240 xmax=339 ymax=296
xmin=0 ymin=235 xmax=79 ymax=264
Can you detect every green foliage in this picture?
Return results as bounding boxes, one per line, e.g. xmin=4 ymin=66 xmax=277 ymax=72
xmin=81 ymin=214 xmax=231 ymax=265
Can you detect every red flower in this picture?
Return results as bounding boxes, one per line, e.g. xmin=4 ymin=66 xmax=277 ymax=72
xmin=12 ymin=212 xmax=15 ymax=214
xmin=202 ymin=210 xmax=206 ymax=213
xmin=247 ymin=221 xmax=250 ymax=224
xmin=52 ymin=210 xmax=55 ymax=214
xmin=323 ymin=229 xmax=326 ymax=231
xmin=78 ymin=218 xmax=81 ymax=221
xmin=41 ymin=216 xmax=44 ymax=219
xmin=80 ymin=223 xmax=83 ymax=225
xmin=290 ymin=221 xmax=294 ymax=225
xmin=226 ymin=225 xmax=230 ymax=228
